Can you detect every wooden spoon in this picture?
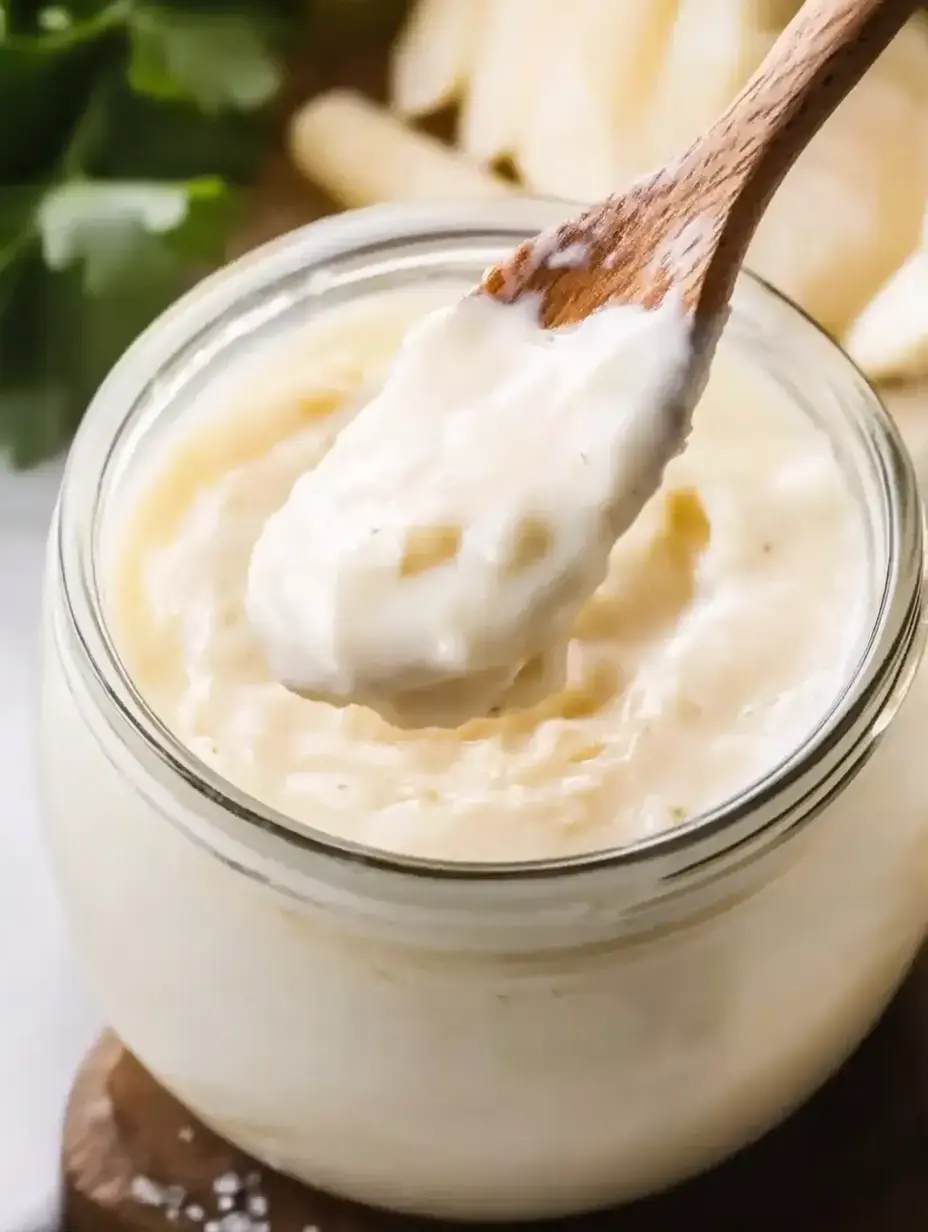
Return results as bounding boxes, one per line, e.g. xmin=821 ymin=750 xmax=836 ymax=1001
xmin=482 ymin=0 xmax=918 ymax=341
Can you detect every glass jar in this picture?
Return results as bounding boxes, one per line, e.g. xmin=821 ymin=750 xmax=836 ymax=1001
xmin=41 ymin=200 xmax=928 ymax=1222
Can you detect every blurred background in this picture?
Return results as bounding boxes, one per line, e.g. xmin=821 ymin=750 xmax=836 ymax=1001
xmin=3 ymin=0 xmax=928 ymax=1227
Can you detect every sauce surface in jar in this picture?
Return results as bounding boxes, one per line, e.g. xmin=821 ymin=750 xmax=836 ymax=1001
xmin=112 ymin=285 xmax=865 ymax=863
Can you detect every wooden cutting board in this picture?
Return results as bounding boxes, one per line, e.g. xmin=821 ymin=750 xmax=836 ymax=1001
xmin=63 ymin=943 xmax=928 ymax=1232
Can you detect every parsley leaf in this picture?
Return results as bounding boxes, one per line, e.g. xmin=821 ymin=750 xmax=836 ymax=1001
xmin=94 ymin=77 xmax=270 ymax=181
xmin=0 ymin=176 xmax=236 ymax=466
xmin=0 ymin=185 xmax=40 ymax=311
xmin=0 ymin=0 xmax=295 ymax=468
xmin=38 ymin=176 xmax=232 ymax=288
xmin=0 ymin=7 xmax=124 ymax=180
xmin=128 ymin=5 xmax=281 ymax=113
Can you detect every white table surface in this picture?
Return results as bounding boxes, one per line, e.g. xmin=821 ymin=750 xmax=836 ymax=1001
xmin=1 ymin=460 xmax=102 ymax=1232
xmin=2 ymin=383 xmax=928 ymax=1232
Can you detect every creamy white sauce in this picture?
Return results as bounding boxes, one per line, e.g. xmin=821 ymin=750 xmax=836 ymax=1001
xmin=246 ymin=293 xmax=696 ymax=728
xmin=113 ymin=287 xmax=866 ymax=863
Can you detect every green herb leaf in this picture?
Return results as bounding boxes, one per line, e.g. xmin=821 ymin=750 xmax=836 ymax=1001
xmin=0 ymin=176 xmax=236 ymax=466
xmin=128 ymin=4 xmax=281 ymax=113
xmin=1 ymin=0 xmax=294 ymax=466
xmin=0 ymin=379 xmax=73 ymax=469
xmin=38 ymin=176 xmax=233 ymax=289
xmin=93 ymin=79 xmax=270 ymax=182
xmin=0 ymin=247 xmax=77 ymax=468
xmin=0 ymin=5 xmax=124 ymax=180
xmin=0 ymin=185 xmax=40 ymax=312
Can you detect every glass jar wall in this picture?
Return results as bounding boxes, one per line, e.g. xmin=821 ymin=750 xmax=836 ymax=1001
xmin=41 ymin=201 xmax=928 ymax=1221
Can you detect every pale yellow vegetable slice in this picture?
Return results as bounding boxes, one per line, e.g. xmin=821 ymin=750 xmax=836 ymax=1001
xmin=592 ymin=0 xmax=679 ymax=126
xmin=457 ymin=0 xmax=560 ymax=166
xmin=747 ymin=18 xmax=928 ymax=337
xmin=517 ymin=73 xmax=618 ymax=201
xmin=752 ymin=0 xmax=803 ymax=30
xmin=516 ymin=0 xmax=676 ymax=199
xmin=515 ymin=5 xmax=621 ymax=199
xmin=646 ymin=0 xmax=774 ymax=164
xmin=391 ymin=0 xmax=489 ymax=118
xmin=877 ymin=11 xmax=928 ymax=106
xmin=845 ymin=250 xmax=928 ymax=383
xmin=289 ymin=90 xmax=510 ymax=209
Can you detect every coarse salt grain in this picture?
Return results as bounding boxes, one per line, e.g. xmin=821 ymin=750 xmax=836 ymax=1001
xmin=218 ymin=1196 xmax=234 ymax=1212
xmin=179 ymin=1126 xmax=195 ymax=1143
xmin=218 ymin=1213 xmax=253 ymax=1232
xmin=186 ymin=1205 xmax=205 ymax=1222
xmin=213 ymin=1172 xmax=242 ymax=1197
xmin=130 ymin=1176 xmax=165 ymax=1207
xmin=246 ymin=1195 xmax=268 ymax=1218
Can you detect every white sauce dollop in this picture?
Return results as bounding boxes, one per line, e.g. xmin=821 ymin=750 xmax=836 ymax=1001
xmin=246 ymin=293 xmax=695 ymax=728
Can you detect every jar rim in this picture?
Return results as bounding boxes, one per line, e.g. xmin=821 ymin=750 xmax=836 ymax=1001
xmin=54 ymin=198 xmax=926 ymax=887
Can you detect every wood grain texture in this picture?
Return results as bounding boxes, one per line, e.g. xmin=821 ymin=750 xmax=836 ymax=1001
xmin=64 ymin=944 xmax=928 ymax=1232
xmin=483 ymin=0 xmax=919 ymax=333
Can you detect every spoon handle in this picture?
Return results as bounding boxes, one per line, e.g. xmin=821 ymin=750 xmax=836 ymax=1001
xmin=691 ymin=0 xmax=918 ymax=322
